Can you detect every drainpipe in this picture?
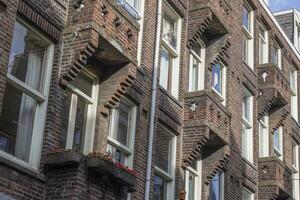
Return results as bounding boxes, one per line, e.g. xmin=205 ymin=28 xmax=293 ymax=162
xmin=144 ymin=0 xmax=163 ymax=199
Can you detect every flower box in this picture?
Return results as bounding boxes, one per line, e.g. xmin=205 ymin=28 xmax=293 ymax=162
xmin=45 ymin=150 xmax=84 ymax=167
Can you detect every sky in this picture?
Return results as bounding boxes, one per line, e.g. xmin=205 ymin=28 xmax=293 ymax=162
xmin=269 ymin=0 xmax=300 ymax=12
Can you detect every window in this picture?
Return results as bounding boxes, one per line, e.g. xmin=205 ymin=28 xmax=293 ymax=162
xmin=297 ymin=25 xmax=300 ymax=52
xmin=153 ymin=124 xmax=177 ymax=200
xmin=0 ymin=20 xmax=54 ymax=169
xmin=271 ymin=41 xmax=282 ymax=69
xmin=259 ymin=115 xmax=269 ymax=157
xmin=160 ymin=2 xmax=181 ymax=99
xmin=259 ymin=24 xmax=268 ymax=64
xmin=212 ymin=62 xmax=227 ymax=103
xmin=189 ymin=42 xmax=205 ymax=92
xmin=107 ymin=98 xmax=137 ymax=167
xmin=208 ymin=172 xmax=224 ymax=200
xmin=242 ymin=2 xmax=254 ymax=69
xmin=290 ymin=67 xmax=298 ymax=121
xmin=292 ymin=140 xmax=300 ymax=200
xmin=117 ymin=0 xmax=142 ymax=20
xmin=273 ymin=127 xmax=283 ymax=159
xmin=242 ymin=87 xmax=253 ymax=162
xmin=242 ymin=188 xmax=254 ymax=200
xmin=60 ymin=71 xmax=99 ymax=154
xmin=185 ymin=160 xmax=202 ymax=200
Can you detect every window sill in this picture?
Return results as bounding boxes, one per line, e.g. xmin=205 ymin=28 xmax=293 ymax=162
xmin=0 ymin=154 xmax=46 ymax=182
xmin=159 ymin=86 xmax=183 ymax=108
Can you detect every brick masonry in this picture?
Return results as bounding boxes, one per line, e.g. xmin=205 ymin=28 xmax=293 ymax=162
xmin=0 ymin=0 xmax=300 ymax=199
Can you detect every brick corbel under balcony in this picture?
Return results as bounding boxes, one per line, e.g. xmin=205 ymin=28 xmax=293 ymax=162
xmin=208 ymin=35 xmax=231 ymax=70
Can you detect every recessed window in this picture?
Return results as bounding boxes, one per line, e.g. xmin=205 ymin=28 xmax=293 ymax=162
xmin=189 ymin=42 xmax=205 ymax=92
xmin=212 ymin=63 xmax=226 ymax=103
xmin=242 ymin=2 xmax=254 ymax=69
xmin=160 ymin=2 xmax=181 ymax=99
xmin=273 ymin=127 xmax=283 ymax=160
xmin=292 ymin=140 xmax=300 ymax=199
xmin=60 ymin=71 xmax=99 ymax=154
xmin=185 ymin=160 xmax=201 ymax=200
xmin=154 ymin=124 xmax=177 ymax=200
xmin=259 ymin=115 xmax=269 ymax=157
xmin=208 ymin=172 xmax=224 ymax=200
xmin=272 ymin=41 xmax=282 ymax=69
xmin=107 ymin=98 xmax=137 ymax=167
xmin=290 ymin=67 xmax=298 ymax=121
xmin=0 ymin=20 xmax=54 ymax=169
xmin=242 ymin=87 xmax=253 ymax=163
xmin=242 ymin=188 xmax=254 ymax=200
xmin=259 ymin=24 xmax=268 ymax=64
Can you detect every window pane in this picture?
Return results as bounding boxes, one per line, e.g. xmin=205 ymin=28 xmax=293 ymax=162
xmin=154 ymin=174 xmax=167 ymax=200
xmin=8 ymin=21 xmax=48 ymax=92
xmin=162 ymin=10 xmax=177 ymax=49
xmin=192 ymin=42 xmax=202 ymax=58
xmin=188 ymin=173 xmax=195 ymax=200
xmin=0 ymin=84 xmax=38 ymax=162
xmin=212 ymin=64 xmax=222 ymax=94
xmin=243 ymin=36 xmax=248 ymax=63
xmin=191 ymin=55 xmax=199 ymax=91
xmin=243 ymin=6 xmax=250 ymax=31
xmin=126 ymin=0 xmax=139 ymax=10
xmin=209 ymin=173 xmax=221 ymax=200
xmin=107 ymin=144 xmax=126 ymax=164
xmin=242 ymin=189 xmax=252 ymax=200
xmin=272 ymin=46 xmax=278 ymax=65
xmin=242 ymin=95 xmax=250 ymax=121
xmin=274 ymin=129 xmax=280 ymax=151
xmin=190 ymin=160 xmax=197 ymax=171
xmin=60 ymin=91 xmax=72 ymax=149
xmin=160 ymin=48 xmax=171 ymax=90
xmin=72 ymin=97 xmax=88 ymax=151
xmin=155 ymin=125 xmax=173 ymax=173
xmin=115 ymin=101 xmax=131 ymax=146
xmin=70 ymin=73 xmax=93 ymax=97
xmin=292 ymin=141 xmax=297 ymax=167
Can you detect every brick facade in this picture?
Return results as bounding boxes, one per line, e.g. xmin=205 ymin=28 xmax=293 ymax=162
xmin=0 ymin=0 xmax=300 ymax=199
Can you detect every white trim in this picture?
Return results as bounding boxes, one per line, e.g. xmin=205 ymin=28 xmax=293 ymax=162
xmin=137 ymin=0 xmax=145 ymax=66
xmin=189 ymin=41 xmax=205 ymax=92
xmin=185 ymin=160 xmax=202 ymax=200
xmin=259 ymin=115 xmax=269 ymax=157
xmin=290 ymin=67 xmax=298 ymax=122
xmin=243 ymin=1 xmax=254 ymax=69
xmin=259 ymin=23 xmax=269 ymax=64
xmin=211 ymin=62 xmax=227 ymax=105
xmin=273 ymin=127 xmax=283 ymax=160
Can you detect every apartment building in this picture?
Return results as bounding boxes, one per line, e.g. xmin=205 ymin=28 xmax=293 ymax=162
xmin=0 ymin=0 xmax=300 ymax=199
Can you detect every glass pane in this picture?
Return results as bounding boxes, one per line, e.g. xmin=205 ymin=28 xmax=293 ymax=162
xmin=155 ymin=125 xmax=173 ymax=173
xmin=290 ymin=71 xmax=296 ymax=91
xmin=126 ymin=0 xmax=139 ymax=10
xmin=153 ymin=174 xmax=167 ymax=200
xmin=274 ymin=129 xmax=280 ymax=151
xmin=70 ymin=73 xmax=93 ymax=97
xmin=192 ymin=42 xmax=202 ymax=58
xmin=209 ymin=173 xmax=221 ymax=200
xmin=242 ymin=94 xmax=251 ymax=122
xmin=188 ymin=173 xmax=195 ymax=200
xmin=242 ymin=189 xmax=252 ymax=200
xmin=115 ymin=100 xmax=131 ymax=146
xmin=292 ymin=142 xmax=297 ymax=167
xmin=191 ymin=55 xmax=199 ymax=91
xmin=160 ymin=48 xmax=171 ymax=90
xmin=0 ymin=84 xmax=37 ymax=162
xmin=212 ymin=64 xmax=222 ymax=94
xmin=272 ymin=46 xmax=278 ymax=65
xmin=162 ymin=10 xmax=177 ymax=49
xmin=8 ymin=21 xmax=48 ymax=92
xmin=190 ymin=160 xmax=197 ymax=171
xmin=60 ymin=92 xmax=72 ymax=149
xmin=107 ymin=144 xmax=126 ymax=164
xmin=73 ymin=97 xmax=87 ymax=151
xmin=243 ymin=36 xmax=248 ymax=63
xmin=243 ymin=6 xmax=250 ymax=31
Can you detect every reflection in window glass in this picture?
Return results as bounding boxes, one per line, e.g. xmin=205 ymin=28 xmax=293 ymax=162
xmin=162 ymin=11 xmax=177 ymax=49
xmin=154 ymin=174 xmax=167 ymax=200
xmin=212 ymin=64 xmax=222 ymax=94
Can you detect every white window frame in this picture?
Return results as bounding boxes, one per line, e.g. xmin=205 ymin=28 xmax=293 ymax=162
xmin=259 ymin=23 xmax=269 ymax=64
xmin=107 ymin=98 xmax=137 ymax=167
xmin=185 ymin=161 xmax=202 ymax=200
xmin=292 ymin=140 xmax=300 ymax=200
xmin=211 ymin=62 xmax=227 ymax=105
xmin=189 ymin=41 xmax=205 ymax=92
xmin=209 ymin=172 xmax=224 ymax=200
xmin=242 ymin=87 xmax=254 ymax=163
xmin=242 ymin=187 xmax=254 ymax=200
xmin=243 ymin=2 xmax=254 ymax=69
xmin=160 ymin=1 xmax=182 ymax=99
xmin=0 ymin=19 xmax=54 ymax=171
xmin=290 ymin=66 xmax=298 ymax=121
xmin=259 ymin=115 xmax=269 ymax=157
xmin=154 ymin=124 xmax=177 ymax=200
xmin=273 ymin=127 xmax=283 ymax=160
xmin=272 ymin=41 xmax=282 ymax=69
xmin=136 ymin=0 xmax=145 ymax=66
xmin=64 ymin=69 xmax=99 ymax=155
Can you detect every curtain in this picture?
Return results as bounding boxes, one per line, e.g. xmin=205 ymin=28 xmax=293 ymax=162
xmin=15 ymin=49 xmax=42 ymax=162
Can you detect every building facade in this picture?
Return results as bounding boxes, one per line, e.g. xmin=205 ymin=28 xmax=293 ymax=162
xmin=0 ymin=0 xmax=300 ymax=200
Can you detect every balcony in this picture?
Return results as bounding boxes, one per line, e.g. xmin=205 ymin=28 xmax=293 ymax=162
xmin=182 ymin=90 xmax=231 ymax=167
xmin=258 ymin=157 xmax=293 ymax=199
xmin=257 ymin=63 xmax=290 ymax=120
